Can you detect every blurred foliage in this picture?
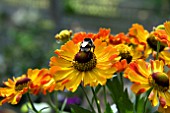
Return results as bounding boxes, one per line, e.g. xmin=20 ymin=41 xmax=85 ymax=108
xmin=1 ymin=0 xmax=49 ymax=9
xmin=0 ymin=8 xmax=56 ymax=81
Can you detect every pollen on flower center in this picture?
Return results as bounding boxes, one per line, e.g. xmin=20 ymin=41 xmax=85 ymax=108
xmin=15 ymin=77 xmax=30 ymax=91
xmin=149 ymin=72 xmax=169 ymax=92
xmin=73 ymin=51 xmax=97 ymax=71
xmin=146 ymin=35 xmax=165 ymax=52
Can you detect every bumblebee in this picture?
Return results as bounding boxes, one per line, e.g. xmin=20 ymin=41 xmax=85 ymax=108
xmin=80 ymin=38 xmax=95 ymax=52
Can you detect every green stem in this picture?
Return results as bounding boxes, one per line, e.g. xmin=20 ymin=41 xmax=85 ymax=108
xmin=119 ymin=72 xmax=124 ymax=90
xmin=91 ymin=87 xmax=101 ymax=113
xmin=26 ymin=93 xmax=38 ymax=113
xmin=134 ymin=95 xmax=140 ymax=113
xmin=143 ymin=87 xmax=153 ymax=113
xmin=54 ymin=91 xmax=59 ymax=113
xmin=103 ymin=86 xmax=107 ymax=106
xmin=80 ymin=85 xmax=95 ymax=113
xmin=156 ymin=41 xmax=160 ymax=60
xmin=47 ymin=92 xmax=58 ymax=113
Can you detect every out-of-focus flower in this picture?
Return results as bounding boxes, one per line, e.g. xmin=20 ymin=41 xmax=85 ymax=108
xmin=55 ymin=30 xmax=72 ymax=43
xmin=0 ymin=68 xmax=53 ymax=105
xmin=128 ymin=23 xmax=170 ymax=62
xmin=124 ymin=60 xmax=170 ymax=108
xmin=157 ymin=97 xmax=170 ymax=113
xmin=109 ymin=33 xmax=130 ymax=45
xmin=153 ymin=47 xmax=170 ymax=67
xmin=27 ymin=68 xmax=53 ymax=95
xmin=93 ymin=28 xmax=111 ymax=42
xmin=50 ymin=39 xmax=120 ymax=92
xmin=72 ymin=28 xmax=111 ymax=44
xmin=164 ymin=21 xmax=170 ymax=37
xmin=72 ymin=32 xmax=95 ymax=44
xmin=128 ymin=23 xmax=151 ymax=58
xmin=112 ymin=44 xmax=142 ymax=72
xmin=0 ymin=75 xmax=30 ymax=105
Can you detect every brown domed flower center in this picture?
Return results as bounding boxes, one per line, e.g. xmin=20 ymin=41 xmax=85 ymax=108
xmin=117 ymin=44 xmax=132 ymax=63
xmin=73 ymin=51 xmax=97 ymax=71
xmin=119 ymin=52 xmax=132 ymax=63
xmin=148 ymin=72 xmax=169 ymax=92
xmin=146 ymin=35 xmax=165 ymax=52
xmin=15 ymin=77 xmax=30 ymax=91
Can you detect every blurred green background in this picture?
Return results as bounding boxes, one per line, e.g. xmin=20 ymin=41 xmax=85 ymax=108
xmin=0 ymin=0 xmax=170 ymax=112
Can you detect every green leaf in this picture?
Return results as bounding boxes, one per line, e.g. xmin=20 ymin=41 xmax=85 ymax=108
xmin=106 ymin=77 xmax=133 ymax=113
xmin=70 ymin=104 xmax=94 ymax=113
xmin=104 ymin=103 xmax=114 ymax=113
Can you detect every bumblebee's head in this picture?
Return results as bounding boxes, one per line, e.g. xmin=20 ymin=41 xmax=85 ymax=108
xmin=80 ymin=38 xmax=95 ymax=52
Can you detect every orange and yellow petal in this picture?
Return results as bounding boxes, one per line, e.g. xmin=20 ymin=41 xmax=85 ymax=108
xmin=128 ymin=23 xmax=149 ymax=43
xmin=64 ymin=71 xmax=83 ymax=92
xmin=158 ymin=105 xmax=170 ymax=113
xmin=159 ymin=92 xmax=170 ymax=107
xmin=55 ymin=40 xmax=79 ymax=61
xmin=109 ymin=33 xmax=130 ymax=45
xmin=94 ymin=39 xmax=119 ymax=63
xmin=148 ymin=89 xmax=159 ymax=106
xmin=135 ymin=60 xmax=152 ymax=78
xmin=124 ymin=59 xmax=151 ymax=80
xmin=3 ymin=78 xmax=15 ymax=88
xmin=94 ymin=28 xmax=110 ymax=41
xmin=25 ymin=68 xmax=53 ymax=95
xmin=112 ymin=59 xmax=128 ymax=72
xmin=49 ymin=56 xmax=72 ymax=67
xmin=159 ymin=49 xmax=170 ymax=66
xmin=124 ymin=68 xmax=148 ymax=84
xmin=131 ymin=83 xmax=150 ymax=94
xmin=150 ymin=60 xmax=164 ymax=73
xmin=0 ymin=90 xmax=24 ymax=105
xmin=164 ymin=21 xmax=170 ymax=37
xmin=72 ymin=32 xmax=95 ymax=44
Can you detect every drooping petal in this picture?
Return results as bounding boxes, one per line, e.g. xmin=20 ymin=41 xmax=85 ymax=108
xmin=151 ymin=60 xmax=164 ymax=73
xmin=131 ymin=83 xmax=150 ymax=94
xmin=148 ymin=89 xmax=159 ymax=107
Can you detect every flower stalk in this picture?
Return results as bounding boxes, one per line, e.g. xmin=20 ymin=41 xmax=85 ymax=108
xmin=91 ymin=87 xmax=101 ymax=113
xmin=26 ymin=93 xmax=38 ymax=113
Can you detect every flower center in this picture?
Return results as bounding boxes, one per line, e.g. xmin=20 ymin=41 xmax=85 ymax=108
xmin=117 ymin=44 xmax=132 ymax=63
xmin=146 ymin=35 xmax=165 ymax=52
xmin=119 ymin=52 xmax=132 ymax=63
xmin=73 ymin=51 xmax=97 ymax=71
xmin=15 ymin=77 xmax=30 ymax=91
xmin=149 ymin=72 xmax=169 ymax=92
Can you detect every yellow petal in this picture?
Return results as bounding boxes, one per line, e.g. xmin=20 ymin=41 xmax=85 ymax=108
xmin=55 ymin=40 xmax=79 ymax=61
xmin=159 ymin=50 xmax=170 ymax=66
xmin=164 ymin=21 xmax=170 ymax=37
xmin=151 ymin=60 xmax=164 ymax=73
xmin=50 ymin=56 xmax=72 ymax=67
xmin=136 ymin=60 xmax=152 ymax=78
xmin=131 ymin=83 xmax=150 ymax=94
xmin=124 ymin=68 xmax=149 ymax=84
xmin=83 ymin=71 xmax=96 ymax=86
xmin=65 ymin=71 xmax=83 ymax=92
xmin=148 ymin=89 xmax=159 ymax=106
